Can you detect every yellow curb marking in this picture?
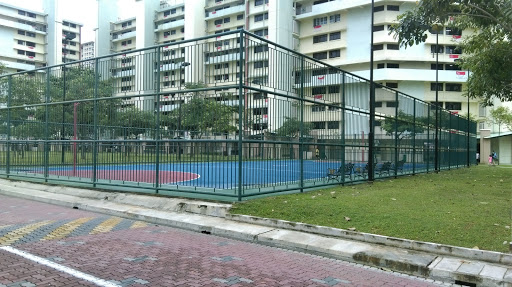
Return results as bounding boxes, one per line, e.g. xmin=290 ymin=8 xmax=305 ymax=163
xmin=89 ymin=217 xmax=123 ymax=235
xmin=130 ymin=221 xmax=148 ymax=229
xmin=0 ymin=221 xmax=54 ymax=246
xmin=42 ymin=217 xmax=93 ymax=241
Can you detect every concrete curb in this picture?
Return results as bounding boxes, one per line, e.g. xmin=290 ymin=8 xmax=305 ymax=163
xmin=226 ymin=214 xmax=512 ymax=266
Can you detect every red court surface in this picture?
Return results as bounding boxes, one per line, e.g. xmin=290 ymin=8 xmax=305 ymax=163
xmin=47 ymin=170 xmax=199 ymax=184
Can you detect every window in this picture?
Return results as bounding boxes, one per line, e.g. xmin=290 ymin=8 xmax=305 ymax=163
xmin=373 ymin=44 xmax=384 ymax=51
xmin=312 ymin=68 xmax=326 ymax=76
xmin=328 ymin=85 xmax=340 ymax=93
xmin=329 ymin=49 xmax=340 ymax=58
xmin=170 ymin=30 xmax=176 ymax=35
xmin=214 ymin=74 xmax=229 ymax=81
xmin=431 ymin=64 xmax=444 ymax=70
xmin=253 ymin=92 xmax=267 ymax=100
xmin=253 ymin=107 xmax=268 ymax=115
xmin=214 ymin=19 xmax=223 ymax=25
xmin=373 ymin=5 xmax=384 ymax=12
xmin=171 ymin=8 xmax=176 ymax=14
xmin=387 ymin=101 xmax=398 ymax=107
xmin=255 ymin=0 xmax=268 ymax=5
xmin=375 ymin=102 xmax=382 ymax=108
xmin=446 ymin=46 xmax=462 ymax=54
xmin=387 ymin=63 xmax=399 ymax=68
xmin=254 ymin=60 xmax=268 ymax=69
xmin=445 ymin=83 xmax=462 ymax=92
xmin=312 ymin=105 xmax=325 ymax=112
xmin=121 ymin=21 xmax=131 ymax=28
xmin=387 ymin=5 xmax=400 ymax=11
xmin=329 ymin=32 xmax=341 ymax=40
xmin=254 ymin=45 xmax=268 ymax=53
xmin=254 ymin=29 xmax=268 ymax=36
xmin=313 ymin=122 xmax=326 ymax=129
xmin=312 ymin=87 xmax=326 ymax=94
xmin=479 ymin=104 xmax=486 ymax=117
xmin=312 ymin=52 xmax=327 ymax=60
xmin=431 ymin=45 xmax=444 ymax=53
xmin=387 ymin=44 xmax=399 ymax=50
xmin=445 ymin=102 xmax=461 ymax=110
xmin=255 ymin=13 xmax=268 ymax=22
xmin=386 ymin=82 xmax=398 ymax=89
xmin=121 ymin=86 xmax=132 ymax=92
xmin=26 ymin=32 xmax=35 ymax=37
xmin=237 ymin=14 xmax=244 ymax=20
xmin=330 ymin=14 xmax=340 ymax=23
xmin=430 ymin=83 xmax=443 ymax=91
xmin=313 ymin=17 xmax=328 ymax=27
xmin=445 ymin=27 xmax=462 ymax=36
xmin=377 ymin=63 xmax=385 ymax=69
xmin=327 ymin=121 xmax=339 ymax=129
xmin=121 ymin=77 xmax=131 ymax=82
xmin=445 ymin=63 xmax=461 ymax=70
xmin=313 ymin=34 xmax=328 ymax=43
xmin=17 ymin=50 xmax=25 ymax=55
xmin=224 ymin=17 xmax=230 ymax=23
xmin=27 ymin=12 xmax=36 ymax=18
xmin=18 ymin=10 xmax=26 ymax=16
xmin=373 ymin=25 xmax=384 ymax=32
xmin=164 ymin=11 xmax=171 ymax=17
xmin=18 ymin=30 xmax=25 ymax=35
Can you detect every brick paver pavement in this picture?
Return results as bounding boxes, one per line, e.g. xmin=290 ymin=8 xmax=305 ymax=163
xmin=0 ymin=195 xmax=452 ymax=287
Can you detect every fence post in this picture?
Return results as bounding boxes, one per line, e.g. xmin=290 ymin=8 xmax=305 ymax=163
xmin=341 ymin=72 xmax=346 ymax=183
xmin=44 ymin=68 xmax=51 ymax=182
xmin=412 ymin=100 xmax=416 ymax=175
xmin=6 ymin=75 xmax=12 ymax=178
xmin=92 ymin=58 xmax=99 ymax=187
xmin=426 ymin=105 xmax=430 ymax=172
xmin=237 ymin=30 xmax=244 ymax=201
xmin=299 ymin=55 xmax=305 ymax=192
xmin=368 ymin=82 xmax=375 ymax=182
xmin=155 ymin=47 xmax=161 ymax=193
xmin=394 ymin=91 xmax=398 ymax=177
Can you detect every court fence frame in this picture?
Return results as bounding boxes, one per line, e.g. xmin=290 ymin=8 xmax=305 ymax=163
xmin=0 ymin=30 xmax=477 ymax=201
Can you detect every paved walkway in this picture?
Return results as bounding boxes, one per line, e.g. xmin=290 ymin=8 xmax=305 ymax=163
xmin=0 ymin=195 xmax=446 ymax=287
xmin=0 ymin=179 xmax=510 ymax=287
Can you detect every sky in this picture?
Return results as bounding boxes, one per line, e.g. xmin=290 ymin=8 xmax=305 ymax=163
xmin=0 ymin=0 xmax=139 ymax=42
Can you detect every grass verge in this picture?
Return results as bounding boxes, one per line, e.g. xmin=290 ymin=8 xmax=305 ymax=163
xmin=231 ymin=165 xmax=512 ymax=253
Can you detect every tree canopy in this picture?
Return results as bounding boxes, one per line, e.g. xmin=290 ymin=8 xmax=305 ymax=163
xmin=275 ymin=117 xmax=312 ymax=138
xmin=390 ymin=1 xmax=512 ymax=105
xmin=488 ymin=106 xmax=512 ymax=132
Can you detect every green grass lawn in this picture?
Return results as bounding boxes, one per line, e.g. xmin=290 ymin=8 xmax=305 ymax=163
xmin=231 ymin=164 xmax=512 ymax=253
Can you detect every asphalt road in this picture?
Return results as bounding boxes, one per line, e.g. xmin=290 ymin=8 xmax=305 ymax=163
xmin=0 ymin=194 xmax=451 ymax=287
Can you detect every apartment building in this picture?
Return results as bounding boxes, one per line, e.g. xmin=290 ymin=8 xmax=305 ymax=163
xmin=81 ymin=41 xmax=95 ymax=60
xmin=95 ymin=0 xmax=487 ymax=134
xmin=0 ymin=3 xmax=47 ymax=73
xmin=61 ymin=19 xmax=82 ymax=63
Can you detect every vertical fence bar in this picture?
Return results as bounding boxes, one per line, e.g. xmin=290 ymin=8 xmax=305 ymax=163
xmin=92 ymin=58 xmax=99 ymax=187
xmin=44 ymin=68 xmax=50 ymax=182
xmin=237 ymin=30 xmax=244 ymax=201
xmin=155 ymin=48 xmax=161 ymax=193
xmin=6 ymin=75 xmax=12 ymax=177
xmin=427 ymin=105 xmax=430 ymax=173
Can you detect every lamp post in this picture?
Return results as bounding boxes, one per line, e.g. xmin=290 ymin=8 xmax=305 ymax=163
xmin=177 ymin=62 xmax=190 ymax=161
xmin=432 ymin=23 xmax=443 ymax=172
xmin=60 ymin=32 xmax=77 ymax=163
xmin=368 ymin=0 xmax=375 ymax=181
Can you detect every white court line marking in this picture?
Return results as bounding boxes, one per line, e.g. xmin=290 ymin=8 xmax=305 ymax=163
xmin=0 ymin=246 xmax=121 ymax=287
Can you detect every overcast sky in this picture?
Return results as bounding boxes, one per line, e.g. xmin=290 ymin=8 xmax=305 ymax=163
xmin=1 ymin=0 xmax=139 ymax=42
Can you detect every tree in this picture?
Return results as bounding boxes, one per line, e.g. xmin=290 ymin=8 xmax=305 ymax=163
xmin=390 ymin=1 xmax=512 ymax=105
xmin=488 ymin=106 xmax=512 ymax=134
xmin=0 ymin=62 xmax=5 ymax=75
xmin=275 ymin=117 xmax=312 ymax=138
xmin=379 ymin=111 xmax=426 ymax=142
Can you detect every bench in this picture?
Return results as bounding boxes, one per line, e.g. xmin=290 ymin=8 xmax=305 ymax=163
xmin=327 ymin=163 xmax=354 ymax=182
xmin=375 ymin=161 xmax=392 ymax=176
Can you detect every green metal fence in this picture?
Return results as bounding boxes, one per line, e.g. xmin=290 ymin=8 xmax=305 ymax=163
xmin=0 ymin=30 xmax=477 ymax=201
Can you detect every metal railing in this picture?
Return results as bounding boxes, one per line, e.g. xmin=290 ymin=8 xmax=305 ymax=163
xmin=0 ymin=30 xmax=477 ymax=201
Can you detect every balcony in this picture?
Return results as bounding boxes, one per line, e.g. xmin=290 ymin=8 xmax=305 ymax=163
xmin=205 ymin=52 xmax=242 ymax=64
xmin=205 ymin=5 xmax=245 ymax=20
xmin=112 ymin=69 xmax=135 ymax=78
xmin=205 ymin=0 xmax=245 ymax=9
xmin=155 ymin=19 xmax=185 ymax=32
xmin=156 ymin=6 xmax=185 ymax=21
xmin=112 ymin=30 xmax=136 ymax=42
